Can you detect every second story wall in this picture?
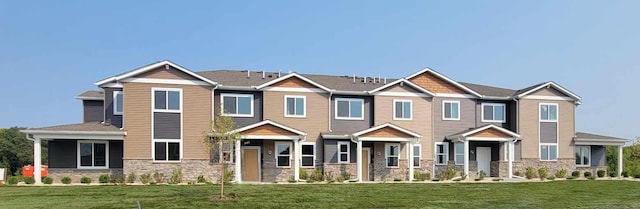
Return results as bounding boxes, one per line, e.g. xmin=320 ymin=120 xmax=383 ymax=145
xmin=262 ymin=90 xmax=329 ymax=142
xmin=214 ymin=90 xmax=263 ymax=128
xmin=104 ymin=87 xmax=123 ymax=127
xmin=330 ymin=95 xmax=373 ymax=133
xmin=82 ymin=100 xmax=104 ymax=122
xmin=474 ymin=100 xmax=515 ymax=131
xmin=433 ymin=97 xmax=476 ymax=142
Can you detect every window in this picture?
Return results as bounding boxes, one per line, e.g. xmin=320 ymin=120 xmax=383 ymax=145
xmin=221 ymin=94 xmax=254 ymax=117
xmin=482 ymin=103 xmax=505 ymax=122
xmin=540 ymin=103 xmax=558 ymax=122
xmin=153 ymin=89 xmax=181 ymax=111
xmin=78 ymin=141 xmax=108 ymax=168
xmin=285 ymin=95 xmax=306 ymax=117
xmin=454 ymin=143 xmax=464 ymax=165
xmin=443 ymin=101 xmax=460 ymax=120
xmin=386 ymin=143 xmax=400 ymax=167
xmin=113 ymin=91 xmax=123 ymax=115
xmin=276 ymin=142 xmax=291 ymax=167
xmin=301 ymin=143 xmax=315 ymax=167
xmin=540 ymin=143 xmax=558 ymax=161
xmin=413 ymin=144 xmax=421 ymax=167
xmin=337 ymin=141 xmax=350 ymax=163
xmin=575 ymin=146 xmax=591 ymax=167
xmin=435 ymin=142 xmax=449 ymax=165
xmin=154 ymin=141 xmax=180 ymax=161
xmin=335 ymin=98 xmax=364 ymax=120
xmin=221 ymin=142 xmax=234 ymax=163
xmin=393 ymin=100 xmax=412 ymax=120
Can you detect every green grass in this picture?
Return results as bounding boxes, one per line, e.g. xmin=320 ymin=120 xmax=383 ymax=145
xmin=1 ymin=181 xmax=640 ymax=208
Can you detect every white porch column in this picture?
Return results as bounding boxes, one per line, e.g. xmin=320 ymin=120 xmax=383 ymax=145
xmin=408 ymin=142 xmax=414 ymax=181
xmin=356 ymin=140 xmax=363 ymax=182
xmin=463 ymin=140 xmax=469 ymax=178
xmin=508 ymin=141 xmax=514 ymax=179
xmin=618 ymin=145 xmax=624 ymax=178
xmin=294 ymin=139 xmax=300 ymax=181
xmin=33 ymin=137 xmax=42 ymax=184
xmin=234 ymin=139 xmax=242 ymax=183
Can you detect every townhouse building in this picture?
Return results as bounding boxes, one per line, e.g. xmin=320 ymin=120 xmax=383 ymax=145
xmin=22 ymin=60 xmax=627 ymax=183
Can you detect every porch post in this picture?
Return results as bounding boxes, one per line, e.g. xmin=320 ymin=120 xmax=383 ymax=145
xmin=357 ymin=140 xmax=363 ymax=182
xmin=408 ymin=141 xmax=414 ymax=181
xmin=618 ymin=145 xmax=623 ymax=178
xmin=294 ymin=138 xmax=300 ymax=181
xmin=34 ymin=137 xmax=42 ymax=184
xmin=234 ymin=139 xmax=242 ymax=183
xmin=508 ymin=141 xmax=514 ymax=179
xmin=463 ymin=140 xmax=469 ymax=179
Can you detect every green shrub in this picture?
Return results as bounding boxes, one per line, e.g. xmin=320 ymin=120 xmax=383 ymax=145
xmin=80 ymin=176 xmax=92 ymax=184
xmin=140 ymin=174 xmax=151 ymax=184
xmin=61 ymin=176 xmax=72 ymax=184
xmin=634 ymin=173 xmax=640 ymax=178
xmin=7 ymin=176 xmax=21 ymax=185
xmin=514 ymin=171 xmax=522 ymax=177
xmin=571 ymin=171 xmax=580 ymax=177
xmin=224 ymin=170 xmax=234 ymax=183
xmin=478 ymin=171 xmax=487 ymax=180
xmin=325 ymin=172 xmax=334 ymax=182
xmin=418 ymin=172 xmax=431 ymax=181
xmin=24 ymin=177 xmax=35 ymax=184
xmin=312 ymin=169 xmax=324 ymax=182
xmin=336 ymin=176 xmax=345 ymax=182
xmin=42 ymin=177 xmax=53 ymax=184
xmin=197 ymin=175 xmax=206 ymax=183
xmin=584 ymin=171 xmax=592 ymax=178
xmin=299 ymin=169 xmax=308 ymax=180
xmin=609 ymin=172 xmax=618 ymax=177
xmin=99 ymin=174 xmax=110 ymax=183
xmin=110 ymin=174 xmax=124 ymax=184
xmin=287 ymin=178 xmax=296 ymax=183
xmin=597 ymin=170 xmax=606 ymax=178
xmin=622 ymin=171 xmax=629 ymax=177
xmin=547 ymin=176 xmax=555 ymax=181
xmin=566 ymin=176 xmax=576 ymax=180
xmin=126 ymin=173 xmax=137 ymax=184
xmin=538 ymin=167 xmax=548 ymax=180
xmin=152 ymin=171 xmax=165 ymax=183
xmin=171 ymin=168 xmax=183 ymax=184
xmin=525 ymin=167 xmax=536 ymax=179
xmin=439 ymin=167 xmax=456 ymax=180
xmin=341 ymin=172 xmax=350 ymax=180
xmin=555 ymin=169 xmax=567 ymax=178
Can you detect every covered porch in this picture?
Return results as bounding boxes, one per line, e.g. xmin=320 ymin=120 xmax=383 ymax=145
xmin=574 ymin=132 xmax=628 ymax=176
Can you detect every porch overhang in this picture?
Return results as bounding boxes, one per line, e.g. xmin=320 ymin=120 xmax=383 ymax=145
xmin=20 ymin=122 xmax=126 ymax=141
xmin=574 ymin=132 xmax=628 ymax=146
xmin=226 ymin=120 xmax=307 ymax=141
xmin=446 ymin=124 xmax=520 ymax=142
xmin=352 ymin=123 xmax=421 ymax=143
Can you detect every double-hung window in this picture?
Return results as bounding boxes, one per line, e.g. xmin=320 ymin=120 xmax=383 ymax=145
xmin=301 ymin=143 xmax=315 ymax=167
xmin=454 ymin=143 xmax=464 ymax=165
xmin=386 ymin=143 xmax=400 ymax=167
xmin=575 ymin=146 xmax=591 ymax=167
xmin=276 ymin=142 xmax=291 ymax=167
xmin=540 ymin=103 xmax=558 ymax=122
xmin=152 ymin=88 xmax=182 ymax=162
xmin=113 ymin=91 xmax=123 ymax=115
xmin=540 ymin=144 xmax=558 ymax=161
xmin=443 ymin=101 xmax=460 ymax=120
xmin=284 ymin=95 xmax=306 ymax=117
xmin=335 ymin=98 xmax=364 ymax=120
xmin=482 ymin=103 xmax=505 ymax=122
xmin=337 ymin=141 xmax=350 ymax=163
xmin=435 ymin=142 xmax=449 ymax=165
xmin=221 ymin=142 xmax=234 ymax=163
xmin=154 ymin=89 xmax=181 ymax=111
xmin=78 ymin=141 xmax=108 ymax=169
xmin=221 ymin=93 xmax=253 ymax=117
xmin=412 ymin=144 xmax=421 ymax=167
xmin=393 ymin=100 xmax=412 ymax=120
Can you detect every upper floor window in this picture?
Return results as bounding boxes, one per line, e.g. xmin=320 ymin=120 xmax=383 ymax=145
xmin=482 ymin=103 xmax=505 ymax=122
xmin=386 ymin=143 xmax=400 ymax=167
xmin=435 ymin=142 xmax=449 ymax=165
xmin=393 ymin=100 xmax=412 ymax=120
xmin=221 ymin=93 xmax=253 ymax=117
xmin=335 ymin=98 xmax=364 ymax=120
xmin=154 ymin=89 xmax=181 ymax=112
xmin=442 ymin=101 xmax=460 ymax=120
xmin=113 ymin=91 xmax=123 ymax=115
xmin=338 ymin=141 xmax=350 ymax=163
xmin=575 ymin=146 xmax=591 ymax=167
xmin=540 ymin=103 xmax=558 ymax=122
xmin=285 ymin=95 xmax=306 ymax=117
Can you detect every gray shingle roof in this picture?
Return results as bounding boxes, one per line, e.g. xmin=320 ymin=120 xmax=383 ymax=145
xmin=458 ymin=82 xmax=517 ymax=98
xmin=29 ymin=122 xmax=122 ymax=132
xmin=76 ymin=90 xmax=104 ymax=100
xmin=575 ymin=132 xmax=627 ymax=141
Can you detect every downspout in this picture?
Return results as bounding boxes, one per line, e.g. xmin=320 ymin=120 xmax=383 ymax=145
xmin=328 ymin=91 xmax=333 ymax=132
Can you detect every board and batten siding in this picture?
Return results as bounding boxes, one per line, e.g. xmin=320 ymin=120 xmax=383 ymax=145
xmin=82 ymin=100 xmax=104 ymax=123
xmin=213 ymin=90 xmax=263 ymax=128
xmin=323 ymin=140 xmax=357 ymax=163
xmin=330 ymin=95 xmax=373 ymax=133
xmin=104 ymin=87 xmax=123 ymax=128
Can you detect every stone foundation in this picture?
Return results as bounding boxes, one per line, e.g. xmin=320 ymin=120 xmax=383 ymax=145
xmin=47 ymin=168 xmax=123 ymax=183
xmin=123 ymin=159 xmax=231 ymax=183
xmin=262 ymin=158 xmax=295 ymax=182
xmin=323 ymin=163 xmax=356 ymax=180
xmin=507 ymin=158 xmax=575 ymax=177
xmin=414 ymin=159 xmax=434 ymax=176
xmin=372 ymin=158 xmax=409 ymax=181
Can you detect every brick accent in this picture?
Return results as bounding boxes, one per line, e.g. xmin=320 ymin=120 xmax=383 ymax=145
xmin=47 ymin=168 xmax=123 ymax=183
xmin=373 ymin=158 xmax=409 ymax=181
xmin=323 ymin=163 xmax=357 ymax=180
xmin=123 ymin=159 xmax=232 ymax=183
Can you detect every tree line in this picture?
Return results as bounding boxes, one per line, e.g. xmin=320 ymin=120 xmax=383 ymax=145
xmin=0 ymin=127 xmax=47 ymax=176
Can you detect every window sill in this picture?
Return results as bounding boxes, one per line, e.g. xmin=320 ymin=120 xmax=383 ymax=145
xmin=152 ymin=160 xmax=181 ymax=164
xmin=481 ymin=120 xmax=505 ymax=123
xmin=576 ymin=165 xmax=591 ymax=167
xmin=335 ymin=117 xmax=365 ymax=121
xmin=539 ymin=159 xmax=558 ymax=162
xmin=393 ymin=118 xmax=413 ymax=121
xmin=222 ymin=114 xmax=254 ymax=118
xmin=301 ymin=166 xmax=315 ymax=168
xmin=435 ymin=163 xmax=448 ymax=166
xmin=442 ymin=118 xmax=460 ymax=121
xmin=276 ymin=166 xmax=291 ymax=169
xmin=386 ymin=166 xmax=400 ymax=168
xmin=284 ymin=115 xmax=306 ymax=118
xmin=77 ymin=167 xmax=109 ymax=170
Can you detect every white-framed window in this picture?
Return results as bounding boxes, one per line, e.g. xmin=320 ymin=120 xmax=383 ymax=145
xmin=442 ymin=101 xmax=460 ymax=120
xmin=393 ymin=100 xmax=412 ymax=120
xmin=221 ymin=141 xmax=235 ymax=163
xmin=301 ymin=143 xmax=315 ymax=167
xmin=412 ymin=144 xmax=421 ymax=167
xmin=77 ymin=141 xmax=109 ymax=169
xmin=540 ymin=143 xmax=558 ymax=161
xmin=153 ymin=88 xmax=181 ymax=112
xmin=575 ymin=146 xmax=591 ymax=167
xmin=435 ymin=142 xmax=449 ymax=165
xmin=337 ymin=141 xmax=350 ymax=163
xmin=335 ymin=98 xmax=364 ymax=120
xmin=482 ymin=103 xmax=505 ymax=122
xmin=386 ymin=143 xmax=400 ymax=167
xmin=275 ymin=142 xmax=291 ymax=167
xmin=284 ymin=95 xmax=306 ymax=118
xmin=454 ymin=143 xmax=464 ymax=165
xmin=540 ymin=103 xmax=558 ymax=122
xmin=221 ymin=93 xmax=254 ymax=117
xmin=154 ymin=140 xmax=181 ymax=161
xmin=113 ymin=91 xmax=123 ymax=115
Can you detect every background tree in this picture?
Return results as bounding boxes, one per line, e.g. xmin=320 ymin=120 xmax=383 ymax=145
xmin=607 ymin=137 xmax=640 ymax=176
xmin=203 ymin=113 xmax=240 ymax=199
xmin=0 ymin=127 xmax=47 ymax=176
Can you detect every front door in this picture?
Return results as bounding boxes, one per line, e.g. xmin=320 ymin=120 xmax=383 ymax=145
xmin=477 ymin=147 xmax=491 ymax=177
xmin=362 ymin=148 xmax=370 ymax=181
xmin=242 ymin=147 xmax=260 ymax=182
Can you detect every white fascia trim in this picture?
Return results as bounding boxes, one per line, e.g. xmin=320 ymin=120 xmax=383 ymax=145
xmin=322 ymin=134 xmax=352 ymax=139
xmin=574 ymin=139 xmax=627 ymax=146
xmin=255 ymin=73 xmax=332 ymax=92
xmin=373 ymin=92 xmax=432 ymax=97
xmin=101 ymin=83 xmax=123 ymax=88
xmin=95 ymin=60 xmax=217 ymax=86
xmin=121 ymin=78 xmax=212 ymax=86
xmin=228 ymin=120 xmax=307 ymax=136
xmin=353 ymin=123 xmax=422 ymax=138
xmin=216 ymin=85 xmax=258 ymax=91
xmin=368 ymin=79 xmax=435 ymax=96
xmin=405 ymin=67 xmax=482 ymax=97
xmin=521 ymin=95 xmax=575 ymax=101
xmin=331 ymin=90 xmax=369 ymax=95
xmin=75 ymin=96 xmax=104 ymax=101
xmin=358 ymin=137 xmax=416 ymax=142
xmin=263 ymin=87 xmax=326 ymax=93
xmin=460 ymin=124 xmax=521 ymax=138
xmin=465 ymin=137 xmax=513 ymax=142
xmin=516 ymin=82 xmax=582 ymax=101
xmin=242 ymin=135 xmax=300 ymax=140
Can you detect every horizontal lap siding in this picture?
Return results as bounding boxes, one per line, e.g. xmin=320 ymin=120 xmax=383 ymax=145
xmin=104 ymin=88 xmax=123 ymax=127
xmin=137 ymin=66 xmax=200 ymax=80
xmin=242 ymin=124 xmax=296 ymax=136
xmin=153 ymin=112 xmax=181 ymax=139
xmin=83 ymin=100 xmax=104 ymax=122
xmin=331 ymin=95 xmax=373 ymax=133
xmin=519 ymin=99 xmax=575 ymax=159
xmin=123 ymin=82 xmax=153 ymax=159
xmin=182 ymin=84 xmax=212 ymax=159
xmin=470 ymin=129 xmax=512 ymax=138
xmin=48 ymin=140 xmax=77 ymax=168
xmin=214 ymin=90 xmax=262 ymax=128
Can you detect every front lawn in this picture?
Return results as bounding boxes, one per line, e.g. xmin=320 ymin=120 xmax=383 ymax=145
xmin=1 ymin=181 xmax=639 ymax=208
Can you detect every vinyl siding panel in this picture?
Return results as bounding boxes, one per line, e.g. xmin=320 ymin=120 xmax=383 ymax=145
xmin=519 ymin=99 xmax=575 ymax=159
xmin=214 ymin=90 xmax=262 ymax=128
xmin=475 ymin=100 xmax=511 ymax=130
xmin=136 ymin=65 xmax=200 ymax=80
xmin=591 ymin=145 xmax=606 ymax=167
xmin=433 ymin=97 xmax=476 ymax=142
xmin=331 ymin=95 xmax=373 ymax=133
xmin=530 ymin=88 xmax=566 ymax=97
xmin=104 ymin=88 xmax=123 ymax=128
xmin=48 ymin=140 xmax=77 ymax=168
xmin=271 ymin=77 xmax=317 ymax=88
xmin=83 ymin=100 xmax=104 ymax=122
xmin=262 ymin=91 xmax=329 ymax=142
xmin=181 ymin=84 xmax=212 ymax=159
xmin=153 ymin=112 xmax=181 ymax=139
xmin=109 ymin=141 xmax=123 ymax=168
xmin=540 ymin=122 xmax=558 ymax=143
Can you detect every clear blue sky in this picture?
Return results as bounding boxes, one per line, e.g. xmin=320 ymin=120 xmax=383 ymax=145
xmin=1 ymin=1 xmax=638 ymax=139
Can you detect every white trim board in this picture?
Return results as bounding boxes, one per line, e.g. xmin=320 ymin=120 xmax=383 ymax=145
xmin=121 ymin=78 xmax=211 ymax=86
xmin=95 ymin=60 xmax=217 ymax=86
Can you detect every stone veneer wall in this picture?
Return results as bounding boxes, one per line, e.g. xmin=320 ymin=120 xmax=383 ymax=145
xmin=372 ymin=158 xmax=409 ymax=181
xmin=502 ymin=158 xmax=575 ymax=177
xmin=414 ymin=159 xmax=434 ymax=175
xmin=123 ymin=159 xmax=232 ymax=183
xmin=323 ymin=163 xmax=356 ymax=180
xmin=261 ymin=158 xmax=295 ymax=182
xmin=47 ymin=168 xmax=123 ymax=183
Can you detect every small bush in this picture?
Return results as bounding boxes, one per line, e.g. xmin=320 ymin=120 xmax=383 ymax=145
xmin=622 ymin=170 xmax=629 ymax=177
xmin=7 ymin=176 xmax=21 ymax=185
xmin=61 ymin=176 xmax=72 ymax=184
xmin=140 ymin=174 xmax=151 ymax=184
xmin=439 ymin=167 xmax=456 ymax=180
xmin=547 ymin=176 xmax=556 ymax=181
xmin=514 ymin=171 xmax=522 ymax=177
xmin=341 ymin=172 xmax=350 ymax=180
xmin=584 ymin=171 xmax=592 ymax=178
xmin=152 ymin=171 xmax=165 ymax=183
xmin=24 ymin=177 xmax=35 ymax=184
xmin=126 ymin=173 xmax=137 ymax=184
xmin=336 ymin=176 xmax=345 ymax=182
xmin=538 ymin=167 xmax=548 ymax=180
xmin=287 ymin=178 xmax=296 ymax=183
xmin=525 ymin=167 xmax=536 ymax=179
xmin=299 ymin=169 xmax=308 ymax=180
xmin=597 ymin=170 xmax=606 ymax=178
xmin=571 ymin=171 xmax=581 ymax=178
xmin=99 ymin=174 xmax=110 ymax=183
xmin=566 ymin=176 xmax=576 ymax=180
xmin=312 ymin=169 xmax=324 ymax=182
xmin=418 ymin=172 xmax=431 ymax=181
xmin=609 ymin=172 xmax=618 ymax=177
xmin=393 ymin=178 xmax=402 ymax=182
xmin=478 ymin=171 xmax=487 ymax=180
xmin=197 ymin=175 xmax=206 ymax=183
xmin=224 ymin=170 xmax=234 ymax=182
xmin=634 ymin=173 xmax=640 ymax=179
xmin=110 ymin=174 xmax=124 ymax=184
xmin=80 ymin=176 xmax=92 ymax=184
xmin=555 ymin=169 xmax=567 ymax=178
xmin=42 ymin=177 xmax=53 ymax=184
xmin=171 ymin=168 xmax=183 ymax=184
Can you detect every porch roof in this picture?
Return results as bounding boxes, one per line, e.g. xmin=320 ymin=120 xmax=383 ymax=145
xmin=446 ymin=124 xmax=520 ymax=142
xmin=226 ymin=120 xmax=306 ymax=140
xmin=20 ymin=122 xmax=125 ymax=140
xmin=574 ymin=132 xmax=628 ymax=146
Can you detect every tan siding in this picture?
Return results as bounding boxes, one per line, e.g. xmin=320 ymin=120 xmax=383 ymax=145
xmin=530 ymin=87 xmax=567 ymax=97
xmin=469 ymin=128 xmax=511 ymax=138
xmin=182 ymin=85 xmax=213 ymax=159
xmin=242 ymin=124 xmax=297 ymax=136
xmin=409 ymin=72 xmax=466 ymax=94
xmin=519 ymin=99 xmax=575 ymax=159
xmin=262 ymin=91 xmax=329 ymax=143
xmin=362 ymin=127 xmax=414 ymax=138
xmin=382 ymin=84 xmax=421 ymax=93
xmin=271 ymin=77 xmax=317 ymax=88
xmin=558 ymin=100 xmax=575 ymax=158
xmin=135 ymin=66 xmax=200 ymax=80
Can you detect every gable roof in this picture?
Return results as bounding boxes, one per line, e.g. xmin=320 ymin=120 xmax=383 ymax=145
xmin=574 ymin=132 xmax=628 ymax=146
xmin=255 ymin=73 xmax=332 ymax=92
xmin=405 ymin=67 xmax=483 ymax=97
xmin=446 ymin=124 xmax=521 ymax=140
xmin=367 ymin=78 xmax=435 ymax=96
xmin=516 ymin=81 xmax=582 ymax=102
xmin=94 ymin=60 xmax=217 ymax=86
xmin=75 ymin=90 xmax=105 ymax=100
xmin=353 ymin=123 xmax=422 ymax=138
xmin=458 ymin=82 xmax=517 ymax=98
xmin=227 ymin=120 xmax=306 ymax=136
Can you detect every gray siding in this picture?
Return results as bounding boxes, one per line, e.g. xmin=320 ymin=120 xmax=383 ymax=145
xmin=330 ymin=95 xmax=373 ymax=133
xmin=153 ymin=112 xmax=181 ymax=139
xmin=323 ymin=140 xmax=356 ymax=163
xmin=475 ymin=100 xmax=511 ymax=130
xmin=540 ymin=122 xmax=557 ymax=143
xmin=452 ymin=141 xmax=500 ymax=161
xmin=109 ymin=141 xmax=123 ymax=168
xmin=508 ymin=100 xmax=518 ymax=133
xmin=591 ymin=145 xmax=606 ymax=167
xmin=83 ymin=100 xmax=104 ymax=122
xmin=103 ymin=88 xmax=123 ymax=128
xmin=433 ymin=97 xmax=476 ymax=142
xmin=214 ymin=90 xmax=262 ymax=128
xmin=48 ymin=140 xmax=77 ymax=168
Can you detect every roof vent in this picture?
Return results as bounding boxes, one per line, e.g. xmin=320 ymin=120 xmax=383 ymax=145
xmin=164 ymin=64 xmax=170 ymax=70
xmin=278 ymin=71 xmax=281 ymax=78
xmin=353 ymin=75 xmax=356 ymax=83
xmin=262 ymin=71 xmax=265 ymax=79
xmin=247 ymin=70 xmax=251 ymax=78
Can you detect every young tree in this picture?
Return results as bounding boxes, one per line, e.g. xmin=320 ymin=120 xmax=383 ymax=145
xmin=203 ymin=113 xmax=240 ymax=198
